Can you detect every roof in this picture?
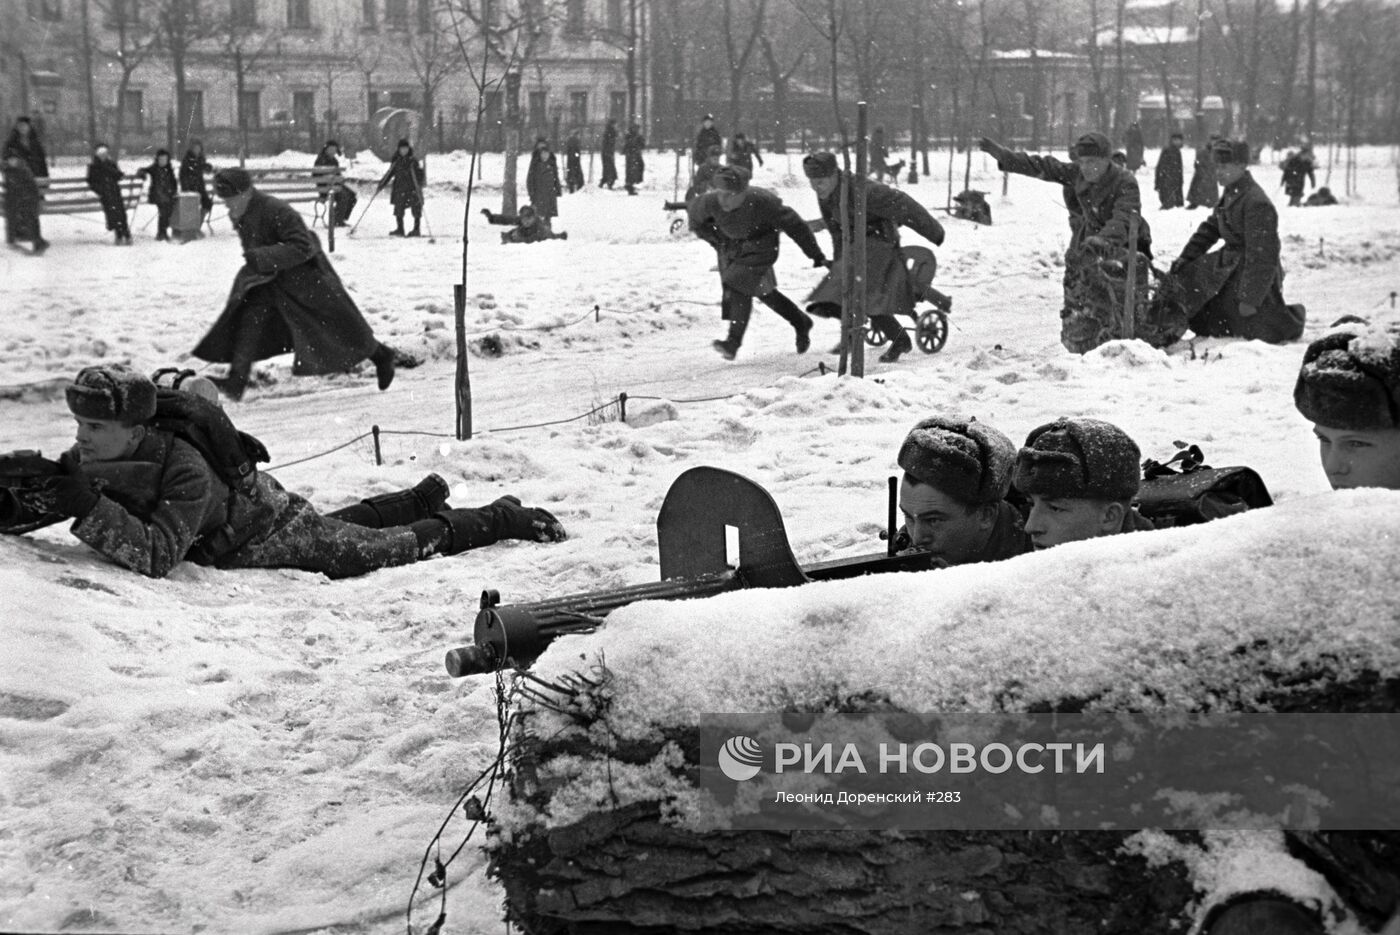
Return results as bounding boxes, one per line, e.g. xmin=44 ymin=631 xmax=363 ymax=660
xmin=1095 ymin=24 xmax=1195 ymax=46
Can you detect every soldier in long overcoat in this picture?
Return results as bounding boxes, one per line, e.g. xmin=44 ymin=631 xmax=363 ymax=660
xmin=623 ymin=124 xmax=646 ymax=195
xmin=1154 ymin=132 xmax=1185 ymax=209
xmin=192 ymin=168 xmax=399 ymax=400
xmin=1169 ymin=139 xmax=1305 ymax=344
xmin=599 ymin=119 xmax=619 ymax=189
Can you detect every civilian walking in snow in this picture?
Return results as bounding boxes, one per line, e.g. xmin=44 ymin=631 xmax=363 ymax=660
xmin=86 ymin=143 xmax=131 ymax=245
xmin=0 ymin=365 xmax=566 ymax=580
xmin=623 ymin=123 xmax=646 ymax=195
xmin=192 ymin=168 xmax=401 ymax=401
xmin=1280 ymin=144 xmax=1316 ymax=207
xmin=599 ymin=118 xmax=619 ymax=189
xmin=726 ymin=132 xmax=763 ymax=172
xmin=1186 ymin=132 xmax=1221 ymax=209
xmin=376 ymin=138 xmax=425 ymax=237
xmin=3 ymin=144 xmax=47 ymax=253
xmin=1013 ymin=418 xmax=1154 ymax=550
xmin=687 ymin=164 xmax=827 ymax=360
xmin=136 ymin=149 xmax=179 ymax=241
xmin=526 ymin=136 xmax=562 ymax=224
xmin=5 ymin=115 xmax=48 ymax=186
xmin=1154 ymin=132 xmax=1185 ymax=209
xmin=893 ymin=415 xmax=1031 ymax=567
xmin=1169 ymin=139 xmax=1306 ymax=344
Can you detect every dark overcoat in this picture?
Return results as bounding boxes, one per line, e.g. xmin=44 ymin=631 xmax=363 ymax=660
xmin=688 ymin=186 xmax=824 ymax=299
xmin=380 ymin=151 xmax=424 ymax=211
xmin=4 ymin=130 xmax=48 ymax=180
xmin=0 ymin=431 xmax=417 ymax=580
xmin=564 ymin=137 xmax=584 ymax=191
xmin=995 ymin=151 xmax=1152 ymax=255
xmin=807 ymin=173 xmax=946 ymax=317
xmin=1154 ymin=146 xmax=1184 ymax=200
xmin=1174 ymin=170 xmax=1302 ymax=342
xmin=527 ymin=150 xmax=562 ymax=219
xmin=600 ymin=123 xmax=618 ymax=186
xmin=692 ymin=125 xmax=721 ymax=164
xmin=3 ymin=161 xmax=42 ymax=242
xmin=138 ymin=160 xmax=178 ymax=206
xmin=192 ymin=189 xmax=378 ymax=374
xmin=1187 ymin=148 xmax=1219 ymax=207
xmin=86 ymin=157 xmax=128 ymax=231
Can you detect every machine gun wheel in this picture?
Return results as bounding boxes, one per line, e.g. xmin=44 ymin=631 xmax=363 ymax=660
xmin=863 ymin=321 xmax=890 ymax=347
xmin=917 ymin=309 xmax=949 ymax=353
xmin=668 ymin=217 xmax=686 ymax=236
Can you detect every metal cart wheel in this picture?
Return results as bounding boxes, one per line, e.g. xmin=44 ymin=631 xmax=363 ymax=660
xmin=668 ymin=217 xmax=686 ymax=235
xmin=864 ymin=320 xmax=889 ymax=347
xmin=916 ymin=309 xmax=949 ymax=353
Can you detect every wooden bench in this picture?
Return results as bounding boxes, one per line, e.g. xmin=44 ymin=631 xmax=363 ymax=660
xmin=6 ymin=174 xmax=142 ymax=218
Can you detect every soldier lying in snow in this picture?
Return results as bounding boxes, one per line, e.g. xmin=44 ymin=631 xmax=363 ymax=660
xmin=481 ymin=205 xmax=567 ymax=244
xmin=0 ymin=365 xmax=566 ymax=580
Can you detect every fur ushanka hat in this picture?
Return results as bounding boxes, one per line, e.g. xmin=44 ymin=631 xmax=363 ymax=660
xmin=1294 ymin=326 xmax=1400 ymax=431
xmin=66 ymin=364 xmax=157 ymax=426
xmin=897 ymin=416 xmax=1016 ymax=507
xmin=1013 ymin=417 xmax=1142 ymax=503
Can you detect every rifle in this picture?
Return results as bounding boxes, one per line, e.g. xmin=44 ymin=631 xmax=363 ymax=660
xmin=445 ymin=466 xmax=935 ymax=677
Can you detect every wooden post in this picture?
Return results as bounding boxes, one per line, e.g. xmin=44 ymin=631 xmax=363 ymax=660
xmin=327 ymin=170 xmax=336 ymax=253
xmin=851 ymin=102 xmax=868 ymax=378
xmin=837 ymin=168 xmax=853 ymax=376
xmin=1121 ymin=212 xmax=1140 ymax=341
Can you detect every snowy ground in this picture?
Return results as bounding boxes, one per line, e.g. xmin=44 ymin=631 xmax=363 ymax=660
xmin=1 ymin=143 xmax=1398 ymax=933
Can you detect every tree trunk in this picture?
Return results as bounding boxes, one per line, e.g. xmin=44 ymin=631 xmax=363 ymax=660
xmin=1304 ymin=0 xmax=1318 ymax=141
xmin=1088 ymin=0 xmax=1108 ymax=130
xmin=503 ymin=123 xmax=520 ymax=215
xmin=236 ymin=50 xmax=248 ymax=162
xmin=1112 ymin=0 xmax=1127 ymax=137
xmin=627 ymin=0 xmax=638 ymax=123
xmin=80 ymin=0 xmax=98 ymax=149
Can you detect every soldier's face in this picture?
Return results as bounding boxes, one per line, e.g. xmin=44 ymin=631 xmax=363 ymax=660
xmin=1313 ymin=424 xmax=1400 ymax=490
xmin=1024 ymin=495 xmax=1123 ymax=549
xmin=715 ymin=188 xmax=747 ymax=211
xmin=74 ymin=417 xmax=142 ymax=462
xmin=808 ymin=174 xmax=838 ymax=198
xmin=898 ymin=477 xmax=992 ymax=566
xmin=221 ymin=190 xmax=253 ymax=221
xmin=1214 ymin=161 xmax=1246 ymax=186
xmin=1076 ymin=156 xmax=1110 ymax=182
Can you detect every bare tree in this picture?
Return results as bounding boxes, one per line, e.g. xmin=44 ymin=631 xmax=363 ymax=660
xmin=791 ymin=0 xmax=850 ymax=162
xmin=720 ymin=0 xmax=767 ymax=130
xmin=347 ymin=30 xmax=387 ymax=119
xmin=93 ymin=0 xmax=161 ymax=154
xmin=1086 ymin=0 xmax=1111 ymax=131
xmin=1265 ymin=0 xmax=1304 ymax=146
xmin=1214 ymin=0 xmax=1271 ymax=142
xmin=758 ymin=23 xmax=808 ymax=153
xmin=152 ymin=0 xmax=213 ymax=153
xmin=1110 ymin=0 xmax=1128 ymax=137
xmin=212 ymin=4 xmax=279 ymax=161
xmin=401 ymin=1 xmax=470 ymax=136
xmin=841 ymin=0 xmax=895 ymax=108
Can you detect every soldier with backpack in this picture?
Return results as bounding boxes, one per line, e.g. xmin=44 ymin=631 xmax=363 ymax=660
xmin=0 ymin=365 xmax=567 ymax=580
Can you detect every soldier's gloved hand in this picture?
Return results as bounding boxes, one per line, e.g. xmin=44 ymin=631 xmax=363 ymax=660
xmin=480 ymin=208 xmax=491 ymax=218
xmin=48 ymin=451 xmax=100 ymax=519
xmin=487 ymin=495 xmax=567 ymax=543
xmin=813 ymin=256 xmax=831 ymax=269
xmin=1238 ymin=302 xmax=1258 ymax=318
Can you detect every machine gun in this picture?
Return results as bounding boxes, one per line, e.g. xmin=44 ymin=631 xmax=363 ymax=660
xmin=0 ymin=450 xmax=62 ymax=490
xmin=445 ymin=466 xmax=936 ymax=677
xmin=0 ymin=450 xmax=65 ymax=535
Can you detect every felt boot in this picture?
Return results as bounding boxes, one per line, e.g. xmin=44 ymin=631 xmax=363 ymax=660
xmin=369 ymin=343 xmax=397 ymax=391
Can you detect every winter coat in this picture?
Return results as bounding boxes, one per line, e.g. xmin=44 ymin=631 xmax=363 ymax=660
xmin=899 ymin=501 xmax=1032 ymax=568
xmin=693 ymin=125 xmax=721 ymax=164
xmin=1174 ymin=170 xmax=1302 ymax=343
xmin=192 ymin=188 xmax=379 ymax=375
xmin=807 ymin=173 xmax=946 ymax=318
xmin=995 ymin=150 xmax=1152 ymax=255
xmin=0 ymin=431 xmax=417 ymax=580
xmin=1124 ymin=124 xmax=1145 ymax=171
xmin=1154 ymin=145 xmax=1184 ymax=197
xmin=1187 ymin=147 xmax=1219 ymax=207
xmin=484 ymin=210 xmax=560 ymax=244
xmin=624 ymin=130 xmax=646 ymax=186
xmin=179 ymin=149 xmax=212 ymax=194
xmin=3 ymin=160 xmax=42 ymax=242
xmin=313 ymin=149 xmax=341 ymax=198
xmin=688 ymin=186 xmax=825 ymax=297
xmin=526 ymin=150 xmax=562 ymax=219
xmin=379 ymin=150 xmax=424 ymax=211
xmin=138 ymin=160 xmax=178 ymax=206
xmin=685 ymin=162 xmax=723 ymax=202
xmin=86 ymin=157 xmax=129 ymax=229
xmin=600 ymin=123 xmax=618 ymax=186
xmin=564 ymin=137 xmax=584 ymax=192
xmin=1280 ymin=152 xmax=1315 ymax=197
xmin=726 ymin=138 xmax=762 ymax=172
xmin=4 ymin=130 xmax=48 ymax=180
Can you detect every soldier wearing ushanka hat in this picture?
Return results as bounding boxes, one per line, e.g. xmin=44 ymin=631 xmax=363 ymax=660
xmin=1168 ymin=138 xmax=1306 ymax=344
xmin=1294 ymin=324 xmax=1400 ymax=490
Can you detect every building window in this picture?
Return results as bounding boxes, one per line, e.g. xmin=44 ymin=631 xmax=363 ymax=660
xmin=527 ymin=90 xmax=546 ymax=130
xmin=565 ymin=0 xmax=583 ymax=33
xmin=388 ymin=90 xmax=416 ymax=109
xmin=569 ymin=91 xmax=587 ymax=128
xmin=384 ymin=0 xmax=406 ymax=29
xmin=416 ymin=0 xmax=431 ymax=32
xmin=292 ymin=91 xmax=315 ymax=128
xmin=361 ymin=0 xmax=375 ymax=28
xmin=181 ymin=90 xmax=205 ymax=132
xmin=287 ymin=0 xmax=310 ymax=28
xmin=238 ymin=90 xmax=261 ymax=128
xmin=606 ymin=0 xmax=622 ymax=31
xmin=609 ymin=91 xmax=625 ymax=122
xmin=231 ymin=0 xmax=256 ymax=27
xmin=119 ymin=89 xmax=144 ymax=131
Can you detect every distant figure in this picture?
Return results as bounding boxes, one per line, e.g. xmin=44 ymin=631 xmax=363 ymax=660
xmin=1154 ymin=131 xmax=1185 ymax=209
xmin=1124 ymin=121 xmax=1145 ymax=172
xmin=313 ymin=140 xmax=356 ymax=227
xmin=599 ymin=118 xmax=619 ymax=189
xmin=869 ymin=125 xmax=890 ymax=182
xmin=86 ymin=142 xmax=131 ymax=245
xmin=951 ymin=189 xmax=992 ymax=226
xmin=1303 ymin=186 xmax=1337 ymax=207
xmin=376 ymin=138 xmax=425 ymax=237
xmin=3 ymin=144 xmax=47 ymax=253
xmin=526 ymin=136 xmax=562 ymax=220
xmin=1280 ymin=144 xmax=1316 ymax=207
xmin=685 ymin=144 xmax=724 ymax=202
xmin=1186 ymin=132 xmax=1221 ymax=209
xmin=179 ymin=139 xmax=214 ymax=220
xmin=564 ymin=130 xmax=584 ymax=194
xmin=136 ymin=149 xmax=179 ymax=241
xmin=726 ymin=132 xmax=763 ymax=172
xmin=623 ymin=123 xmax=646 ymax=195
xmin=482 ymin=204 xmax=568 ymax=243
xmin=5 ymin=116 xmax=48 ymax=185
xmin=692 ymin=114 xmax=721 ymax=165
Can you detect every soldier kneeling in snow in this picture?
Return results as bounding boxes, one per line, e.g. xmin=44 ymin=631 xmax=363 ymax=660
xmin=893 ymin=416 xmax=1032 ymax=567
xmin=1294 ymin=324 xmax=1400 ymax=492
xmin=0 ymin=365 xmax=566 ymax=580
xmin=1012 ymin=417 xmax=1154 ymax=550
xmin=481 ymin=204 xmax=567 ymax=243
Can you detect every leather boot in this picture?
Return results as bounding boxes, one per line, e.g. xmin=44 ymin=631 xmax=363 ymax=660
xmin=369 ymin=343 xmax=397 ymax=391
xmin=329 ymin=473 xmax=451 ymax=528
